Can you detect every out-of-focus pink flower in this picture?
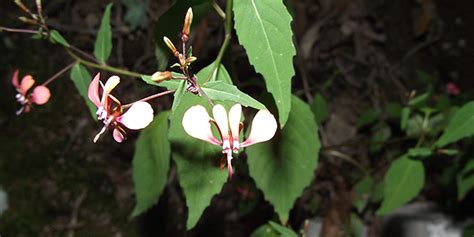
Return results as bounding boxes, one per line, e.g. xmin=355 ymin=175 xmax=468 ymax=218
xmin=182 ymin=104 xmax=277 ymax=178
xmin=11 ymin=69 xmax=51 ymax=115
xmin=446 ymin=82 xmax=460 ymax=96
xmin=88 ymin=73 xmax=154 ymax=143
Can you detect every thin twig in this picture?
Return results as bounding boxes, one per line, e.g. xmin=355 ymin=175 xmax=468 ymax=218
xmin=42 ymin=61 xmax=76 ymax=86
xmin=0 ymin=26 xmax=44 ymax=35
xmin=122 ymin=90 xmax=175 ymax=109
xmin=66 ymin=188 xmax=87 ymax=237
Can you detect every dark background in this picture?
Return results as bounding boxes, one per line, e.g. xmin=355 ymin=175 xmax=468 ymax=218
xmin=1 ymin=0 xmax=473 ymax=236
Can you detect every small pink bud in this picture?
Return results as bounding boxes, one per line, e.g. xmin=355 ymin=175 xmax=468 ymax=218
xmin=30 ymin=85 xmax=50 ymax=105
xmin=446 ymin=82 xmax=460 ymax=96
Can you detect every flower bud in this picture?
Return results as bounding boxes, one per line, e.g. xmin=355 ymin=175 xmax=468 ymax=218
xmin=151 ymin=71 xmax=172 ymax=83
xmin=36 ymin=0 xmax=43 ymax=13
xmin=18 ymin=16 xmax=36 ymax=24
xmin=182 ymin=8 xmax=193 ymax=37
xmin=14 ymin=0 xmax=28 ymax=12
xmin=163 ymin=36 xmax=178 ymax=56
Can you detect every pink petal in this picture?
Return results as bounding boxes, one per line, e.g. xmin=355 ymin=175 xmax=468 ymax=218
xmin=182 ymin=105 xmax=220 ymax=145
xmin=241 ymin=110 xmax=277 ymax=148
xmin=228 ymin=104 xmax=242 ymax=150
xmin=11 ymin=69 xmax=20 ymax=89
xmin=19 ymin=75 xmax=35 ymax=95
xmin=88 ymin=73 xmax=101 ymax=107
xmin=212 ymin=104 xmax=229 ymax=140
xmin=30 ymin=86 xmax=51 ymax=105
xmin=117 ymin=102 xmax=154 ymax=130
xmin=113 ymin=128 xmax=125 ymax=143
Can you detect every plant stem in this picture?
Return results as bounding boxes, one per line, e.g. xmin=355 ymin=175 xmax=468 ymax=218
xmin=205 ymin=0 xmax=233 ymax=82
xmin=42 ymin=61 xmax=76 ymax=86
xmin=122 ymin=90 xmax=175 ymax=109
xmin=0 ymin=26 xmax=43 ymax=35
xmin=65 ymin=48 xmax=143 ymax=78
xmin=212 ymin=1 xmax=226 ymax=20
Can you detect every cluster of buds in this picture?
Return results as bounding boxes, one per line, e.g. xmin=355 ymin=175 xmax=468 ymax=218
xmin=12 ymin=70 xmax=51 ymax=115
xmin=160 ymin=8 xmax=200 ymax=95
xmin=88 ymin=73 xmax=154 ymax=143
xmin=15 ymin=0 xmax=48 ymax=31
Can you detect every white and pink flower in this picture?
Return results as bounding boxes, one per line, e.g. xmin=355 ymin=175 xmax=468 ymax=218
xmin=182 ymin=104 xmax=277 ymax=178
xmin=11 ymin=70 xmax=51 ymax=115
xmin=88 ymin=73 xmax=154 ymax=143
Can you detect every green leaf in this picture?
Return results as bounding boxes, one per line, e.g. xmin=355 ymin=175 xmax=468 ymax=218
xmin=268 ymin=221 xmax=298 ymax=237
xmin=385 ymin=102 xmax=402 ymax=119
xmin=356 ymin=109 xmax=381 ymax=128
xmin=201 ymin=81 xmax=266 ymax=110
xmin=247 ymin=96 xmax=320 ymax=223
xmin=233 ymin=0 xmax=296 ymax=126
xmin=94 ymin=3 xmax=113 ymax=64
xmin=171 ymin=80 xmax=186 ymax=111
xmin=50 ymin=30 xmax=70 ymax=47
xmin=406 ymin=115 xmax=424 ymax=137
xmin=370 ymin=122 xmax=391 ymax=153
xmin=168 ymin=93 xmax=227 ymax=229
xmin=438 ymin=149 xmax=459 ymax=156
xmin=354 ymin=175 xmax=374 ymax=212
xmin=196 ymin=62 xmax=265 ymax=109
xmin=251 ymin=224 xmax=280 ymax=237
xmin=407 ymin=147 xmax=433 ymax=158
xmin=131 ymin=111 xmax=171 ymax=217
xmin=311 ymin=93 xmax=328 ymax=125
xmin=196 ymin=61 xmax=233 ymax=84
xmin=122 ymin=0 xmax=148 ymax=30
xmin=69 ymin=64 xmax=97 ymax=120
xmin=154 ymin=0 xmax=211 ymax=70
xmin=250 ymin=221 xmax=297 ymax=237
xmin=436 ymin=101 xmax=474 ymax=147
xmin=408 ymin=92 xmax=430 ymax=106
xmin=457 ymin=159 xmax=474 ymax=200
xmin=377 ymin=156 xmax=425 ymax=215
xmin=401 ymin=107 xmax=410 ymax=131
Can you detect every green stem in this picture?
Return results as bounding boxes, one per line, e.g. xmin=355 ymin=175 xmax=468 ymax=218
xmin=205 ymin=0 xmax=233 ymax=82
xmin=66 ymin=48 xmax=143 ymax=78
xmin=212 ymin=1 xmax=226 ymax=19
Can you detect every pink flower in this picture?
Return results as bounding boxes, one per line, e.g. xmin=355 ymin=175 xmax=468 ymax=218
xmin=88 ymin=73 xmax=154 ymax=143
xmin=446 ymin=82 xmax=460 ymax=96
xmin=11 ymin=69 xmax=51 ymax=115
xmin=182 ymin=104 xmax=277 ymax=178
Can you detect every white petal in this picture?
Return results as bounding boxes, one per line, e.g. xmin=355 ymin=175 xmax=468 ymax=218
xmin=241 ymin=110 xmax=278 ymax=147
xmin=118 ymin=102 xmax=153 ymax=130
xmin=101 ymin=76 xmax=120 ymax=105
xmin=212 ymin=104 xmax=229 ymax=140
xmin=182 ymin=105 xmax=220 ymax=145
xmin=228 ymin=104 xmax=242 ymax=150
